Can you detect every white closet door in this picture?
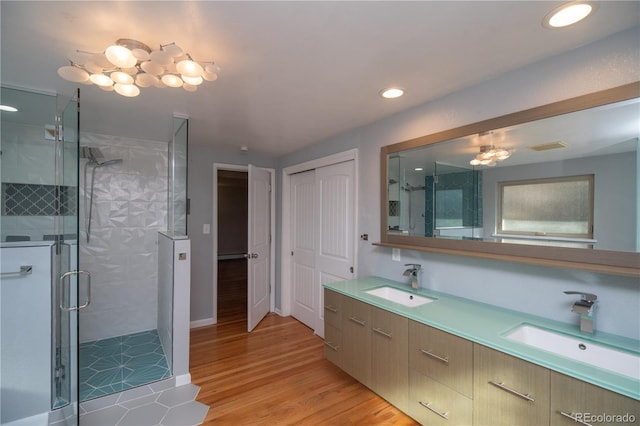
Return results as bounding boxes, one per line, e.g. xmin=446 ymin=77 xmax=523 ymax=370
xmin=290 ymin=161 xmax=355 ymax=335
xmin=315 ymin=160 xmax=355 ymax=337
xmin=247 ymin=165 xmax=271 ymax=332
xmin=290 ymin=170 xmax=317 ymax=329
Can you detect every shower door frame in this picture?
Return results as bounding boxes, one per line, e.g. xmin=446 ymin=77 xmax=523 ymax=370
xmin=51 ymin=88 xmax=82 ymax=425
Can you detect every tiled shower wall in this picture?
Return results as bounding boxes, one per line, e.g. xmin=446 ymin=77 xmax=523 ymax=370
xmin=0 ymin=121 xmax=77 ymax=241
xmin=79 ymin=133 xmax=168 ymax=343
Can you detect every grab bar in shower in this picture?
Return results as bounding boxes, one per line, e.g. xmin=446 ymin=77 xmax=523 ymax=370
xmin=0 ymin=265 xmax=33 ymax=277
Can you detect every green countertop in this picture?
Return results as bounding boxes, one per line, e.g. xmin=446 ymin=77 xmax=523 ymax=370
xmin=324 ymin=276 xmax=640 ymax=400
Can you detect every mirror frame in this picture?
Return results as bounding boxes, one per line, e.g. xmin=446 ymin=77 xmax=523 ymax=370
xmin=378 ymin=82 xmax=640 ymax=277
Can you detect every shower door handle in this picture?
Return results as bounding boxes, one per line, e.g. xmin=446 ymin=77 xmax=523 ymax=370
xmin=59 ymin=270 xmax=91 ymax=312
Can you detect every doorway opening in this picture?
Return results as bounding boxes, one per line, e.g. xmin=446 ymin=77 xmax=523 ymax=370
xmin=216 ymin=170 xmax=248 ymax=325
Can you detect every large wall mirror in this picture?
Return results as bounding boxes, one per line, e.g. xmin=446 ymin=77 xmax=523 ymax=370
xmin=379 ymin=82 xmax=640 ymax=276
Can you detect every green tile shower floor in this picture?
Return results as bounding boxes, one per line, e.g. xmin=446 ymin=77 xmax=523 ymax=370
xmin=79 ymin=329 xmax=171 ymax=401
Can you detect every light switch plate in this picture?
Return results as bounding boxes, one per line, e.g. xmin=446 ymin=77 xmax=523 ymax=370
xmin=392 ymin=248 xmax=401 ymax=261
xmin=203 ymin=224 xmax=211 ymax=234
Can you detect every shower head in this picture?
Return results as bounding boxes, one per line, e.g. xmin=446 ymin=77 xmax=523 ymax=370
xmin=96 ymin=159 xmax=123 ymax=167
xmin=80 ymin=147 xmax=104 ymax=163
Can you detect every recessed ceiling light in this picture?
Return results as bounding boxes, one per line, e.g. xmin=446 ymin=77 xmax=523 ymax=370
xmin=380 ymin=87 xmax=405 ymax=99
xmin=414 ymin=167 xmax=424 ymax=171
xmin=543 ymin=1 xmax=595 ymax=29
xmin=0 ymin=105 xmax=18 ymax=112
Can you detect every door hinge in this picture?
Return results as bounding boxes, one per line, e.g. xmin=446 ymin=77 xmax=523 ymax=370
xmin=291 ymin=251 xmax=294 ymax=256
xmin=269 ymin=183 xmax=272 ymax=192
xmin=350 ymin=266 xmax=354 ymax=273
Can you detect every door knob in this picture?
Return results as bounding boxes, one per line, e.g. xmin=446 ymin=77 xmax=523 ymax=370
xmin=251 ymin=253 xmax=259 ymax=259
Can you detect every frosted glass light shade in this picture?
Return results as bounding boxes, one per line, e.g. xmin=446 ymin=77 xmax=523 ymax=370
xmin=131 ymin=48 xmax=150 ymax=61
xmin=163 ymin=44 xmax=183 ymax=57
xmin=58 ymin=66 xmax=90 ymax=83
xmin=84 ymin=61 xmax=104 ymax=74
xmin=203 ymin=70 xmax=218 ymax=81
xmin=161 ymin=74 xmax=183 ymax=88
xmin=183 ymin=83 xmax=198 ymax=92
xmin=68 ymin=50 xmax=92 ymax=66
xmin=105 ymin=45 xmax=137 ymax=68
xmin=92 ymin=53 xmax=115 ymax=69
xmin=176 ymin=60 xmax=204 ymax=78
xmin=114 ymin=83 xmax=140 ymax=97
xmin=111 ymin=71 xmax=134 ymax=85
xmin=136 ymin=73 xmax=159 ymax=88
xmin=150 ymin=50 xmax=172 ymax=66
xmin=141 ymin=61 xmax=165 ymax=76
xmin=89 ymin=73 xmax=114 ymax=87
xmin=182 ymin=75 xmax=203 ymax=86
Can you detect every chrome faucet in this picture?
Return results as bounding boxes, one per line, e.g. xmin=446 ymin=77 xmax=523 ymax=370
xmin=564 ymin=291 xmax=598 ymax=334
xmin=403 ymin=264 xmax=422 ymax=289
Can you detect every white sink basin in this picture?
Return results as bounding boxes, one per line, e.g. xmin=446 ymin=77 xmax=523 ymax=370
xmin=504 ymin=324 xmax=640 ymax=380
xmin=365 ymin=286 xmax=434 ymax=307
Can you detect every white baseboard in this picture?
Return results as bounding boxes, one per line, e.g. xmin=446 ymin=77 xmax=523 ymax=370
xmin=274 ymin=309 xmax=284 ymax=316
xmin=175 ymin=373 xmax=192 ymax=387
xmin=3 ymin=412 xmax=48 ymax=426
xmin=190 ymin=318 xmax=215 ymax=328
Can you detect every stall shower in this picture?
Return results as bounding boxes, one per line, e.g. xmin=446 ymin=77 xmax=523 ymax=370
xmin=1 ymin=86 xmax=187 ymax=425
xmin=77 ymin=133 xmax=171 ymax=401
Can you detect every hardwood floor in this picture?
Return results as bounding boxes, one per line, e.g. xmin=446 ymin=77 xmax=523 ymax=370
xmin=217 ymin=259 xmax=247 ymax=324
xmin=190 ymin=314 xmax=419 ymax=425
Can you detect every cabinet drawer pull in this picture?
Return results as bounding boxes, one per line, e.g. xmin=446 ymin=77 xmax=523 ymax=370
xmin=559 ymin=411 xmax=591 ymax=426
xmin=324 ymin=341 xmax=339 ymax=351
xmin=419 ymin=401 xmax=449 ymax=420
xmin=348 ymin=316 xmax=366 ymax=326
xmin=488 ymin=381 xmax=534 ymax=402
xmin=420 ymin=349 xmax=449 ymax=364
xmin=324 ymin=305 xmax=338 ymax=313
xmin=373 ymin=327 xmax=392 ymax=338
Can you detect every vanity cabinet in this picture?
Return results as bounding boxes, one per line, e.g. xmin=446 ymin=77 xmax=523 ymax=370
xmin=473 ymin=344 xmax=550 ymax=426
xmin=323 ymin=288 xmax=343 ymax=366
xmin=409 ymin=320 xmax=473 ymax=398
xmin=408 ymin=320 xmax=473 ymax=425
xmin=323 ymin=287 xmax=638 ymax=426
xmin=371 ymin=306 xmax=408 ymax=412
xmin=341 ymin=295 xmax=372 ymax=388
xmin=549 ymin=372 xmax=639 ymax=426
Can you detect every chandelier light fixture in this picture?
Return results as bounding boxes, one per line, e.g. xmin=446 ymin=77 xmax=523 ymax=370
xmin=57 ymin=39 xmax=220 ymax=97
xmin=469 ymin=132 xmax=512 ymax=167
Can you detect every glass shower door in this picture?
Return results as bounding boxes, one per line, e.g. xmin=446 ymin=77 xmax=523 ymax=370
xmin=52 ymin=89 xmax=81 ymax=425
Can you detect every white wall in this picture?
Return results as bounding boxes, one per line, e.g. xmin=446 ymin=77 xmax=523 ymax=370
xmin=277 ymin=27 xmax=640 ymax=339
xmin=79 ymin=133 xmax=168 ymax=342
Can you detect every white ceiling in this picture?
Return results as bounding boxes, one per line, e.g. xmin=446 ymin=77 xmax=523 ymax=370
xmin=1 ymin=1 xmax=639 ymax=157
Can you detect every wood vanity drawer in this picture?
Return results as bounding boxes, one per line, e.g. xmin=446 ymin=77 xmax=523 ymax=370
xmin=323 ymin=323 xmax=342 ymax=367
xmin=409 ymin=371 xmax=472 ymax=426
xmin=473 ymin=344 xmax=550 ymax=426
xmin=409 ymin=320 xmax=473 ymax=398
xmin=341 ymin=296 xmax=371 ymax=388
xmin=550 ymin=372 xmax=640 ymax=426
xmin=323 ymin=288 xmax=342 ymax=329
xmin=371 ymin=306 xmax=409 ymax=412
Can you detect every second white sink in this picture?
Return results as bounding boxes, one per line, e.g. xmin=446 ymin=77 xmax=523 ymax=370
xmin=365 ymin=286 xmax=434 ymax=307
xmin=504 ymin=324 xmax=640 ymax=380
